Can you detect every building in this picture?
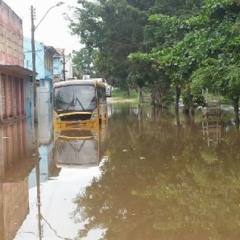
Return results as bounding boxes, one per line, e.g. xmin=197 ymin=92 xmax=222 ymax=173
xmin=53 ymin=48 xmax=73 ymax=82
xmin=53 ymin=48 xmax=64 ymax=82
xmin=64 ymin=52 xmax=73 ymax=80
xmin=24 ymin=38 xmax=58 ymax=90
xmin=24 ymin=37 xmax=58 ymax=119
xmin=0 ymin=1 xmax=33 ymax=123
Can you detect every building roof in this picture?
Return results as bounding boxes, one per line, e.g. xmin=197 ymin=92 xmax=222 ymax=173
xmin=0 ymin=65 xmax=33 ymax=76
xmin=55 ymin=48 xmax=64 ymax=55
xmin=45 ymin=46 xmax=59 ymax=55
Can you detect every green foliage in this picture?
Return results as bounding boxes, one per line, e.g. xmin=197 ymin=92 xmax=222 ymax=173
xmin=72 ymin=48 xmax=98 ymax=77
xmin=182 ymin=88 xmax=206 ymax=109
xmin=70 ymin=0 xmax=153 ymax=85
xmin=70 ymin=0 xmax=205 ymax=104
xmin=70 ymin=0 xmax=240 ymax=121
xmin=147 ymin=0 xmax=240 ymax=120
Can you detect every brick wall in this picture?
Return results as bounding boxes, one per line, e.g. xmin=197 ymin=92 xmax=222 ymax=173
xmin=0 ymin=73 xmax=25 ymax=122
xmin=0 ymin=1 xmax=24 ymax=66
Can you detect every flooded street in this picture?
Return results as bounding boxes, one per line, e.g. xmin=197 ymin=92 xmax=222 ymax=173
xmin=1 ymin=102 xmax=240 ymax=240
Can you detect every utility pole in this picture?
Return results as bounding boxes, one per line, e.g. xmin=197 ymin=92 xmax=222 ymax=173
xmin=30 ymin=3 xmax=64 ymax=239
xmin=30 ymin=2 xmax=64 ymax=122
xmin=62 ymin=48 xmax=66 ymax=81
xmin=31 ymin=6 xmax=37 ymax=123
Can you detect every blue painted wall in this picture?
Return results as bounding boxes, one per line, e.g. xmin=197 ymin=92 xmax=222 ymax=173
xmin=53 ymin=53 xmax=63 ymax=80
xmin=24 ymin=37 xmax=45 ymax=80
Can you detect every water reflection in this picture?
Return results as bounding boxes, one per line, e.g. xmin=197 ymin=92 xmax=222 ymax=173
xmin=72 ymin=104 xmax=240 ymax=240
xmin=0 ymin=120 xmax=37 ymax=240
xmin=3 ymin=103 xmax=240 ymax=240
xmin=13 ymin=123 xmax=108 ymax=240
xmin=53 ymin=127 xmax=107 ymax=167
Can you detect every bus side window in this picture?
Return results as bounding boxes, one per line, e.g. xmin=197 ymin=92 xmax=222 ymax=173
xmin=55 ymin=90 xmax=62 ymax=107
xmin=97 ymin=88 xmax=106 ymax=103
xmin=101 ymin=88 xmax=106 ymax=102
xmin=97 ymin=89 xmax=100 ymax=103
xmin=103 ymin=88 xmax=106 ymax=102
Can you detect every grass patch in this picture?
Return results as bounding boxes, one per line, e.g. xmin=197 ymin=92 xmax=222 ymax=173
xmin=112 ymin=88 xmax=138 ymax=98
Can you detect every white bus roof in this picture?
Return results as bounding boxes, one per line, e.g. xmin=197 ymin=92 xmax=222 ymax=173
xmin=53 ymin=79 xmax=105 ymax=88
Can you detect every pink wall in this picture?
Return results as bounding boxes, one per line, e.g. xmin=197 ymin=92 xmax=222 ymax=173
xmin=0 ymin=1 xmax=24 ymax=66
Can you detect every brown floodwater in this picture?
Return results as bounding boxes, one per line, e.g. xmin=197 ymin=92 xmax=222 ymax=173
xmin=1 ymin=103 xmax=240 ymax=240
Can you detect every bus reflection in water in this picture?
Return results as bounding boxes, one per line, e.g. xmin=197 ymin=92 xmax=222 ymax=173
xmin=53 ymin=126 xmax=108 ymax=167
xmin=52 ymin=78 xmax=108 ymax=167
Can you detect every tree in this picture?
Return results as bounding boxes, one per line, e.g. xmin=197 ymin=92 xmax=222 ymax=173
xmin=72 ymin=48 xmax=98 ymax=78
xmin=189 ymin=0 xmax=240 ymax=123
xmin=147 ymin=0 xmax=240 ymax=124
xmin=70 ymin=0 xmax=154 ymax=93
xmin=130 ymin=1 xmax=204 ymax=122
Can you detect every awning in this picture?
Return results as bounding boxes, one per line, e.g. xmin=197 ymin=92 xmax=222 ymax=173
xmin=0 ymin=64 xmax=33 ymax=76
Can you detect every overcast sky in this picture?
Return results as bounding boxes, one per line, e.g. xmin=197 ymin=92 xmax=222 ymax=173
xmin=3 ymin=0 xmax=82 ymax=53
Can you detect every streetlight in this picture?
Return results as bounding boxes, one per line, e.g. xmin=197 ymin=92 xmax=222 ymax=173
xmin=31 ymin=2 xmax=64 ymax=123
xmin=30 ymin=4 xmax=64 ymax=239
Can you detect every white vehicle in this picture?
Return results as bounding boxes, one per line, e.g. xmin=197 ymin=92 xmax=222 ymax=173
xmin=105 ymin=84 xmax=112 ymax=97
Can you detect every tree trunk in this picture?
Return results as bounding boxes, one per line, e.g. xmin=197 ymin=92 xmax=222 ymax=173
xmin=138 ymin=86 xmax=143 ymax=105
xmin=126 ymin=87 xmax=131 ymax=98
xmin=150 ymin=92 xmax=156 ymax=105
xmin=232 ymin=97 xmax=239 ymax=125
xmin=175 ymin=85 xmax=181 ymax=125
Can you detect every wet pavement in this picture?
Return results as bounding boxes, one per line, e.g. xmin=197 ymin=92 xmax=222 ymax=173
xmin=1 ymin=102 xmax=240 ymax=240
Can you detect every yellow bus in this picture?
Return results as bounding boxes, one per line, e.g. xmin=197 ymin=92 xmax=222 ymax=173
xmin=52 ymin=79 xmax=107 ymax=130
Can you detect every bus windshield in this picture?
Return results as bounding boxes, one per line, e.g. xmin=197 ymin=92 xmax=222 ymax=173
xmin=54 ymin=85 xmax=96 ymax=111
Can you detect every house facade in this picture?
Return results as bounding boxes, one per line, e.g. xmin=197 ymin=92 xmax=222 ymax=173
xmin=0 ymin=1 xmax=33 ymax=123
xmin=53 ymin=48 xmax=73 ymax=82
xmin=24 ymin=38 xmax=59 ymax=121
xmin=24 ymin=38 xmax=58 ymax=91
xmin=53 ymin=48 xmax=64 ymax=82
xmin=0 ymin=3 xmax=38 ymax=238
xmin=64 ymin=52 xmax=73 ymax=80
